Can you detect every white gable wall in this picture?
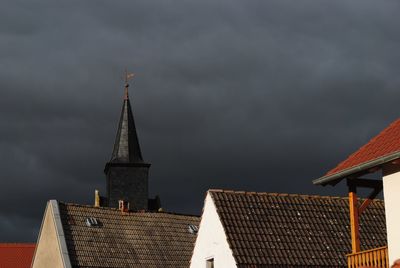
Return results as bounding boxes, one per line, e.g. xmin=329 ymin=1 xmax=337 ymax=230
xmin=31 ymin=200 xmax=71 ymax=268
xmin=383 ymin=164 xmax=400 ymax=265
xmin=190 ymin=192 xmax=237 ymax=268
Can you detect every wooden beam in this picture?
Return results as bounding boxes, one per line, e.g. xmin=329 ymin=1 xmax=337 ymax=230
xmin=349 ymin=191 xmax=360 ymax=253
xmin=358 ymin=185 xmax=383 ymax=216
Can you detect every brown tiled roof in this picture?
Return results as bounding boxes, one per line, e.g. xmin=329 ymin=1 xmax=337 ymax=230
xmin=58 ymin=202 xmax=200 ymax=268
xmin=209 ymin=189 xmax=386 ymax=267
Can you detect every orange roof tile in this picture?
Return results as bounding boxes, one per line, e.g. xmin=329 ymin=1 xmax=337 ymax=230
xmin=314 ymin=118 xmax=400 ymax=185
xmin=0 ymin=243 xmax=35 ymax=268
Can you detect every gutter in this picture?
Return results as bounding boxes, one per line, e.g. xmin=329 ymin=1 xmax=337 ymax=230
xmin=313 ymin=151 xmax=400 ymax=186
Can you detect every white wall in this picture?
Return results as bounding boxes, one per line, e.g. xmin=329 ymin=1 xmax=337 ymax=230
xmin=31 ymin=200 xmax=72 ymax=268
xmin=32 ymin=201 xmax=64 ymax=268
xmin=383 ymin=164 xmax=400 ymax=265
xmin=190 ymin=193 xmax=237 ymax=268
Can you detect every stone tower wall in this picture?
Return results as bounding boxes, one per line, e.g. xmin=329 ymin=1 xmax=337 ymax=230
xmin=106 ymin=165 xmax=149 ymax=210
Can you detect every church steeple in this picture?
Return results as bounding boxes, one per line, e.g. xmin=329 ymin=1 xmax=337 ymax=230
xmin=104 ymin=75 xmax=151 ymax=210
xmin=110 ymin=82 xmax=143 ymax=163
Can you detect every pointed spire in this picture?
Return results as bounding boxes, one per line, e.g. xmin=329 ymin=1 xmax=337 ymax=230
xmin=110 ymin=79 xmax=144 ymax=163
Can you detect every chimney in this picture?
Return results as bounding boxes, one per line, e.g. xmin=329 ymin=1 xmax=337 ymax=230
xmin=118 ymin=200 xmax=129 ymax=212
xmin=94 ymin=190 xmax=100 ymax=207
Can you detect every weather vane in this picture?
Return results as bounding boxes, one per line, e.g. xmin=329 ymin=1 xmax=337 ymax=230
xmin=124 ymin=68 xmax=135 ymax=86
xmin=123 ymin=68 xmax=135 ymax=99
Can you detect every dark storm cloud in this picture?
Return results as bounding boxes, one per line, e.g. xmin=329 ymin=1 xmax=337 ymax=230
xmin=1 ymin=0 xmax=400 ymax=241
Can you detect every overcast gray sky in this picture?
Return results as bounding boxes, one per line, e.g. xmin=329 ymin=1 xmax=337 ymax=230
xmin=1 ymin=0 xmax=399 ymax=242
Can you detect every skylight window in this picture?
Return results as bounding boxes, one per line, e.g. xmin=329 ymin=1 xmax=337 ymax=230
xmin=85 ymin=217 xmax=100 ymax=227
xmin=188 ymin=224 xmax=199 ymax=234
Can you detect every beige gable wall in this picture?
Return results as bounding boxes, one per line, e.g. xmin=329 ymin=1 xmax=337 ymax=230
xmin=190 ymin=193 xmax=237 ymax=268
xmin=31 ymin=201 xmax=68 ymax=268
xmin=383 ymin=164 xmax=400 ymax=265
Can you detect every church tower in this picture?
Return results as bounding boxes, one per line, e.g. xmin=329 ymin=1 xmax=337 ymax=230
xmin=104 ymin=77 xmax=151 ymax=210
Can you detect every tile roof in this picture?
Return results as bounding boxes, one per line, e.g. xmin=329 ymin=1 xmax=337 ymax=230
xmin=209 ymin=189 xmax=387 ymax=267
xmin=0 ymin=243 xmax=35 ymax=268
xmin=316 ymin=118 xmax=400 ymax=184
xmin=58 ymin=202 xmax=199 ymax=268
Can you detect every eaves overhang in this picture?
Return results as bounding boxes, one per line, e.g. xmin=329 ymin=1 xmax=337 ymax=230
xmin=313 ymin=151 xmax=400 ymax=186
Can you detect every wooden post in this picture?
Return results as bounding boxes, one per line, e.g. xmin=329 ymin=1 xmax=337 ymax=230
xmin=349 ymin=191 xmax=360 ymax=253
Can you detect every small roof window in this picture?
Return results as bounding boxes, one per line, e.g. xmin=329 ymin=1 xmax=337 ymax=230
xmin=85 ymin=217 xmax=100 ymax=227
xmin=188 ymin=224 xmax=198 ymax=234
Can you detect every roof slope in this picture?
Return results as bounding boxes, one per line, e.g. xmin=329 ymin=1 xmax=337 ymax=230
xmin=58 ymin=202 xmax=199 ymax=268
xmin=0 ymin=243 xmax=35 ymax=268
xmin=315 ymin=118 xmax=400 ymax=185
xmin=209 ymin=190 xmax=386 ymax=267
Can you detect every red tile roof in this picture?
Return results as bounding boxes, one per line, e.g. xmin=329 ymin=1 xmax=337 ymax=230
xmin=314 ymin=118 xmax=400 ymax=185
xmin=0 ymin=243 xmax=35 ymax=268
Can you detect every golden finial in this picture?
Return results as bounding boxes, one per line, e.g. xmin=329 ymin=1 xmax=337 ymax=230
xmin=123 ymin=68 xmax=135 ymax=100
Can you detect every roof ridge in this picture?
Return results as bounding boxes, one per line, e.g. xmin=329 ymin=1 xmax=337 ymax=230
xmin=57 ymin=201 xmax=200 ymax=217
xmin=208 ymin=189 xmax=384 ymax=201
xmin=149 ymin=211 xmax=200 ymax=217
xmin=58 ymin=201 xmax=120 ymax=210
